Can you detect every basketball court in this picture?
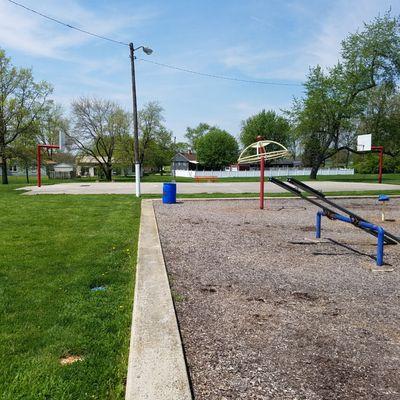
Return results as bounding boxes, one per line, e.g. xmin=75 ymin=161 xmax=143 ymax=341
xmin=19 ymin=180 xmax=400 ymax=195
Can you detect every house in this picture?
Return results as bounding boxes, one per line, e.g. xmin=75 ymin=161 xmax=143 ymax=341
xmin=76 ymin=155 xmax=138 ymax=177
xmin=76 ymin=156 xmax=99 ymax=177
xmin=49 ymin=163 xmax=74 ymax=179
xmin=0 ymin=157 xmax=43 ymax=177
xmin=171 ymin=151 xmax=199 ymax=171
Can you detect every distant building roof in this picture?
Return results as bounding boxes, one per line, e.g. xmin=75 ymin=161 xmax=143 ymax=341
xmin=175 ymin=152 xmax=198 ymax=164
xmin=54 ymin=163 xmax=74 ymax=172
xmin=76 ymin=155 xmax=99 ymax=164
xmin=55 ymin=163 xmax=74 ymax=168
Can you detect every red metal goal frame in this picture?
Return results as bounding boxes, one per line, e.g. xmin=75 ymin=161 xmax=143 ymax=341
xmin=371 ymin=145 xmax=384 ymax=184
xmin=37 ymin=144 xmax=60 ymax=187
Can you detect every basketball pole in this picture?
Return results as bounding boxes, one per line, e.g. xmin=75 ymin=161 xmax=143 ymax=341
xmin=358 ymin=135 xmax=382 ymax=184
xmin=371 ymin=146 xmax=383 ymax=184
xmin=37 ymin=144 xmax=59 ymax=187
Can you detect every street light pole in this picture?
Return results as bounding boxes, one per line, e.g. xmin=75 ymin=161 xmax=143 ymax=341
xmin=129 ymin=42 xmax=141 ymax=197
xmin=172 ymin=136 xmax=176 ymax=182
xmin=129 ymin=43 xmax=153 ymax=197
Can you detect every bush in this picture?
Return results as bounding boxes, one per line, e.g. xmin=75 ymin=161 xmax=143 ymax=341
xmin=353 ymin=153 xmax=400 ymax=174
xmin=196 ymin=128 xmax=239 ymax=170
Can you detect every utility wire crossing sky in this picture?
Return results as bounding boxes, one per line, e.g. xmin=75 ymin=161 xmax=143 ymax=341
xmin=1 ymin=0 xmax=398 ymax=138
xmin=7 ymin=0 xmax=303 ymax=87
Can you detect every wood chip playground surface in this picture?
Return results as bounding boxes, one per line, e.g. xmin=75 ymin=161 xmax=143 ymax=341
xmin=154 ymin=198 xmax=400 ymax=400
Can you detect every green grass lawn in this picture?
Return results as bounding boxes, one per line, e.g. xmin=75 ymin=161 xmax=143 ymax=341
xmin=7 ymin=172 xmax=400 ymax=186
xmin=4 ymin=174 xmax=193 ymax=185
xmin=0 ymin=184 xmax=140 ymax=399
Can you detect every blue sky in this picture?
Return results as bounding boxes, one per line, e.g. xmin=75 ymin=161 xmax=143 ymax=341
xmin=0 ymin=0 xmax=399 ymax=141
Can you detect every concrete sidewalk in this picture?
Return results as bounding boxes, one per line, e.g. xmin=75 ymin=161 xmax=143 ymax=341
xmin=20 ymin=180 xmax=400 ymax=195
xmin=125 ymin=200 xmax=191 ymax=400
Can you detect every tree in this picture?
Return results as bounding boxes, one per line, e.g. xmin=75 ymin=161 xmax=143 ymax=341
xmin=114 ymin=132 xmax=134 ymax=175
xmin=11 ymin=132 xmax=36 ymax=183
xmin=350 ymin=87 xmax=400 ymax=173
xmin=184 ymin=123 xmax=212 ymax=151
xmin=138 ymin=101 xmax=165 ymax=165
xmin=357 ymin=86 xmax=400 ymax=151
xmin=36 ymin=102 xmax=68 ymax=147
xmin=0 ymin=48 xmax=52 ymax=184
xmin=137 ymin=101 xmax=176 ymax=173
xmin=144 ymin=128 xmax=173 ymax=174
xmin=291 ymin=12 xmax=400 ymax=179
xmin=174 ymin=141 xmax=189 ymax=153
xmin=196 ymin=128 xmax=239 ymax=169
xmin=68 ymin=97 xmax=130 ymax=181
xmin=240 ymin=110 xmax=291 ymax=148
xmin=35 ymin=102 xmax=69 ymax=178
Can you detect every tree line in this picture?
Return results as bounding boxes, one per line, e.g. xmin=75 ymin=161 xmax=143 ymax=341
xmin=1 ymin=12 xmax=400 ymax=184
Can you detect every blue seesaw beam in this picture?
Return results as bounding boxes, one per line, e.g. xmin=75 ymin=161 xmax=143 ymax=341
xmin=316 ymin=211 xmax=385 ymax=266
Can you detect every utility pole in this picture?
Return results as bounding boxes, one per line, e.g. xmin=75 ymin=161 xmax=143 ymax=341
xmin=129 ymin=42 xmax=141 ymax=197
xmin=172 ymin=136 xmax=176 ymax=182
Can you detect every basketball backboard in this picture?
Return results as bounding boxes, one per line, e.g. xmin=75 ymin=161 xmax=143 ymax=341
xmin=59 ymin=131 xmax=65 ymax=151
xmin=357 ymin=134 xmax=371 ymax=151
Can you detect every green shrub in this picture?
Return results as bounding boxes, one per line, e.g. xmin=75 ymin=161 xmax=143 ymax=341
xmin=353 ymin=154 xmax=400 ymax=174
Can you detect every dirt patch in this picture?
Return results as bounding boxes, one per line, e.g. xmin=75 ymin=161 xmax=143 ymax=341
xmin=59 ymin=355 xmax=84 ymax=365
xmin=154 ymin=198 xmax=400 ymax=400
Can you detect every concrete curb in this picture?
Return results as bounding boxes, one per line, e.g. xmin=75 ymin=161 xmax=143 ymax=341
xmin=151 ymin=194 xmax=400 ymax=202
xmin=125 ymin=200 xmax=192 ymax=400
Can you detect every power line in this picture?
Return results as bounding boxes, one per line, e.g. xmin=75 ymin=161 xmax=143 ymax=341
xmin=7 ymin=0 xmax=128 ymax=46
xmin=138 ymin=58 xmax=303 ymax=87
xmin=7 ymin=0 xmax=304 ymax=87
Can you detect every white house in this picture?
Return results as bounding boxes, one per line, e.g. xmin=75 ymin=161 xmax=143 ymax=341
xmin=49 ymin=163 xmax=74 ymax=179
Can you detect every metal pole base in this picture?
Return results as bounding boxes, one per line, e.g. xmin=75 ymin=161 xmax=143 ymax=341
xmin=135 ymin=163 xmax=141 ymax=197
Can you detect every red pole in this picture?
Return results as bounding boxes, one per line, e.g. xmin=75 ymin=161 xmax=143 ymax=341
xmin=256 ymin=135 xmax=266 ymax=210
xmin=260 ymin=156 xmax=265 ymax=209
xmin=37 ymin=144 xmax=42 ymax=188
xmin=37 ymin=144 xmax=59 ymax=187
xmin=371 ymin=146 xmax=383 ymax=184
xmin=378 ymin=148 xmax=383 ymax=184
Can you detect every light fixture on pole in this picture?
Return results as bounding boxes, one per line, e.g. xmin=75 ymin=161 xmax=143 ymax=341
xmin=129 ymin=43 xmax=153 ymax=197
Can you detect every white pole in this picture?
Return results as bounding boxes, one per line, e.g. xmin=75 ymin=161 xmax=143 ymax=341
xmin=135 ymin=163 xmax=141 ymax=197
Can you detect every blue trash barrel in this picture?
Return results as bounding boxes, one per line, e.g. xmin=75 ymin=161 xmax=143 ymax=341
xmin=162 ymin=182 xmax=177 ymax=204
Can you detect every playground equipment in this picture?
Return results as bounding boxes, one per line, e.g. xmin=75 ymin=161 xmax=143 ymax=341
xmin=269 ymin=177 xmax=400 ymax=266
xmin=378 ymin=195 xmax=390 ymax=222
xmin=237 ymin=137 xmax=290 ymax=209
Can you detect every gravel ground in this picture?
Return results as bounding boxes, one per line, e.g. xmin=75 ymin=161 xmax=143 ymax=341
xmin=154 ymin=198 xmax=400 ymax=400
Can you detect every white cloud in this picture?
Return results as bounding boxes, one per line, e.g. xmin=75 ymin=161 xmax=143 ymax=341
xmin=303 ymin=0 xmax=393 ymax=68
xmin=0 ymin=0 xmax=157 ymax=59
xmin=215 ymin=0 xmax=398 ymax=82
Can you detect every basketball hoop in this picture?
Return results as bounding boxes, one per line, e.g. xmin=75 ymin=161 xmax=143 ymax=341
xmin=357 ymin=134 xmax=371 ymax=152
xmin=357 ymin=134 xmax=384 ymax=184
xmin=59 ymin=131 xmax=66 ymax=152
